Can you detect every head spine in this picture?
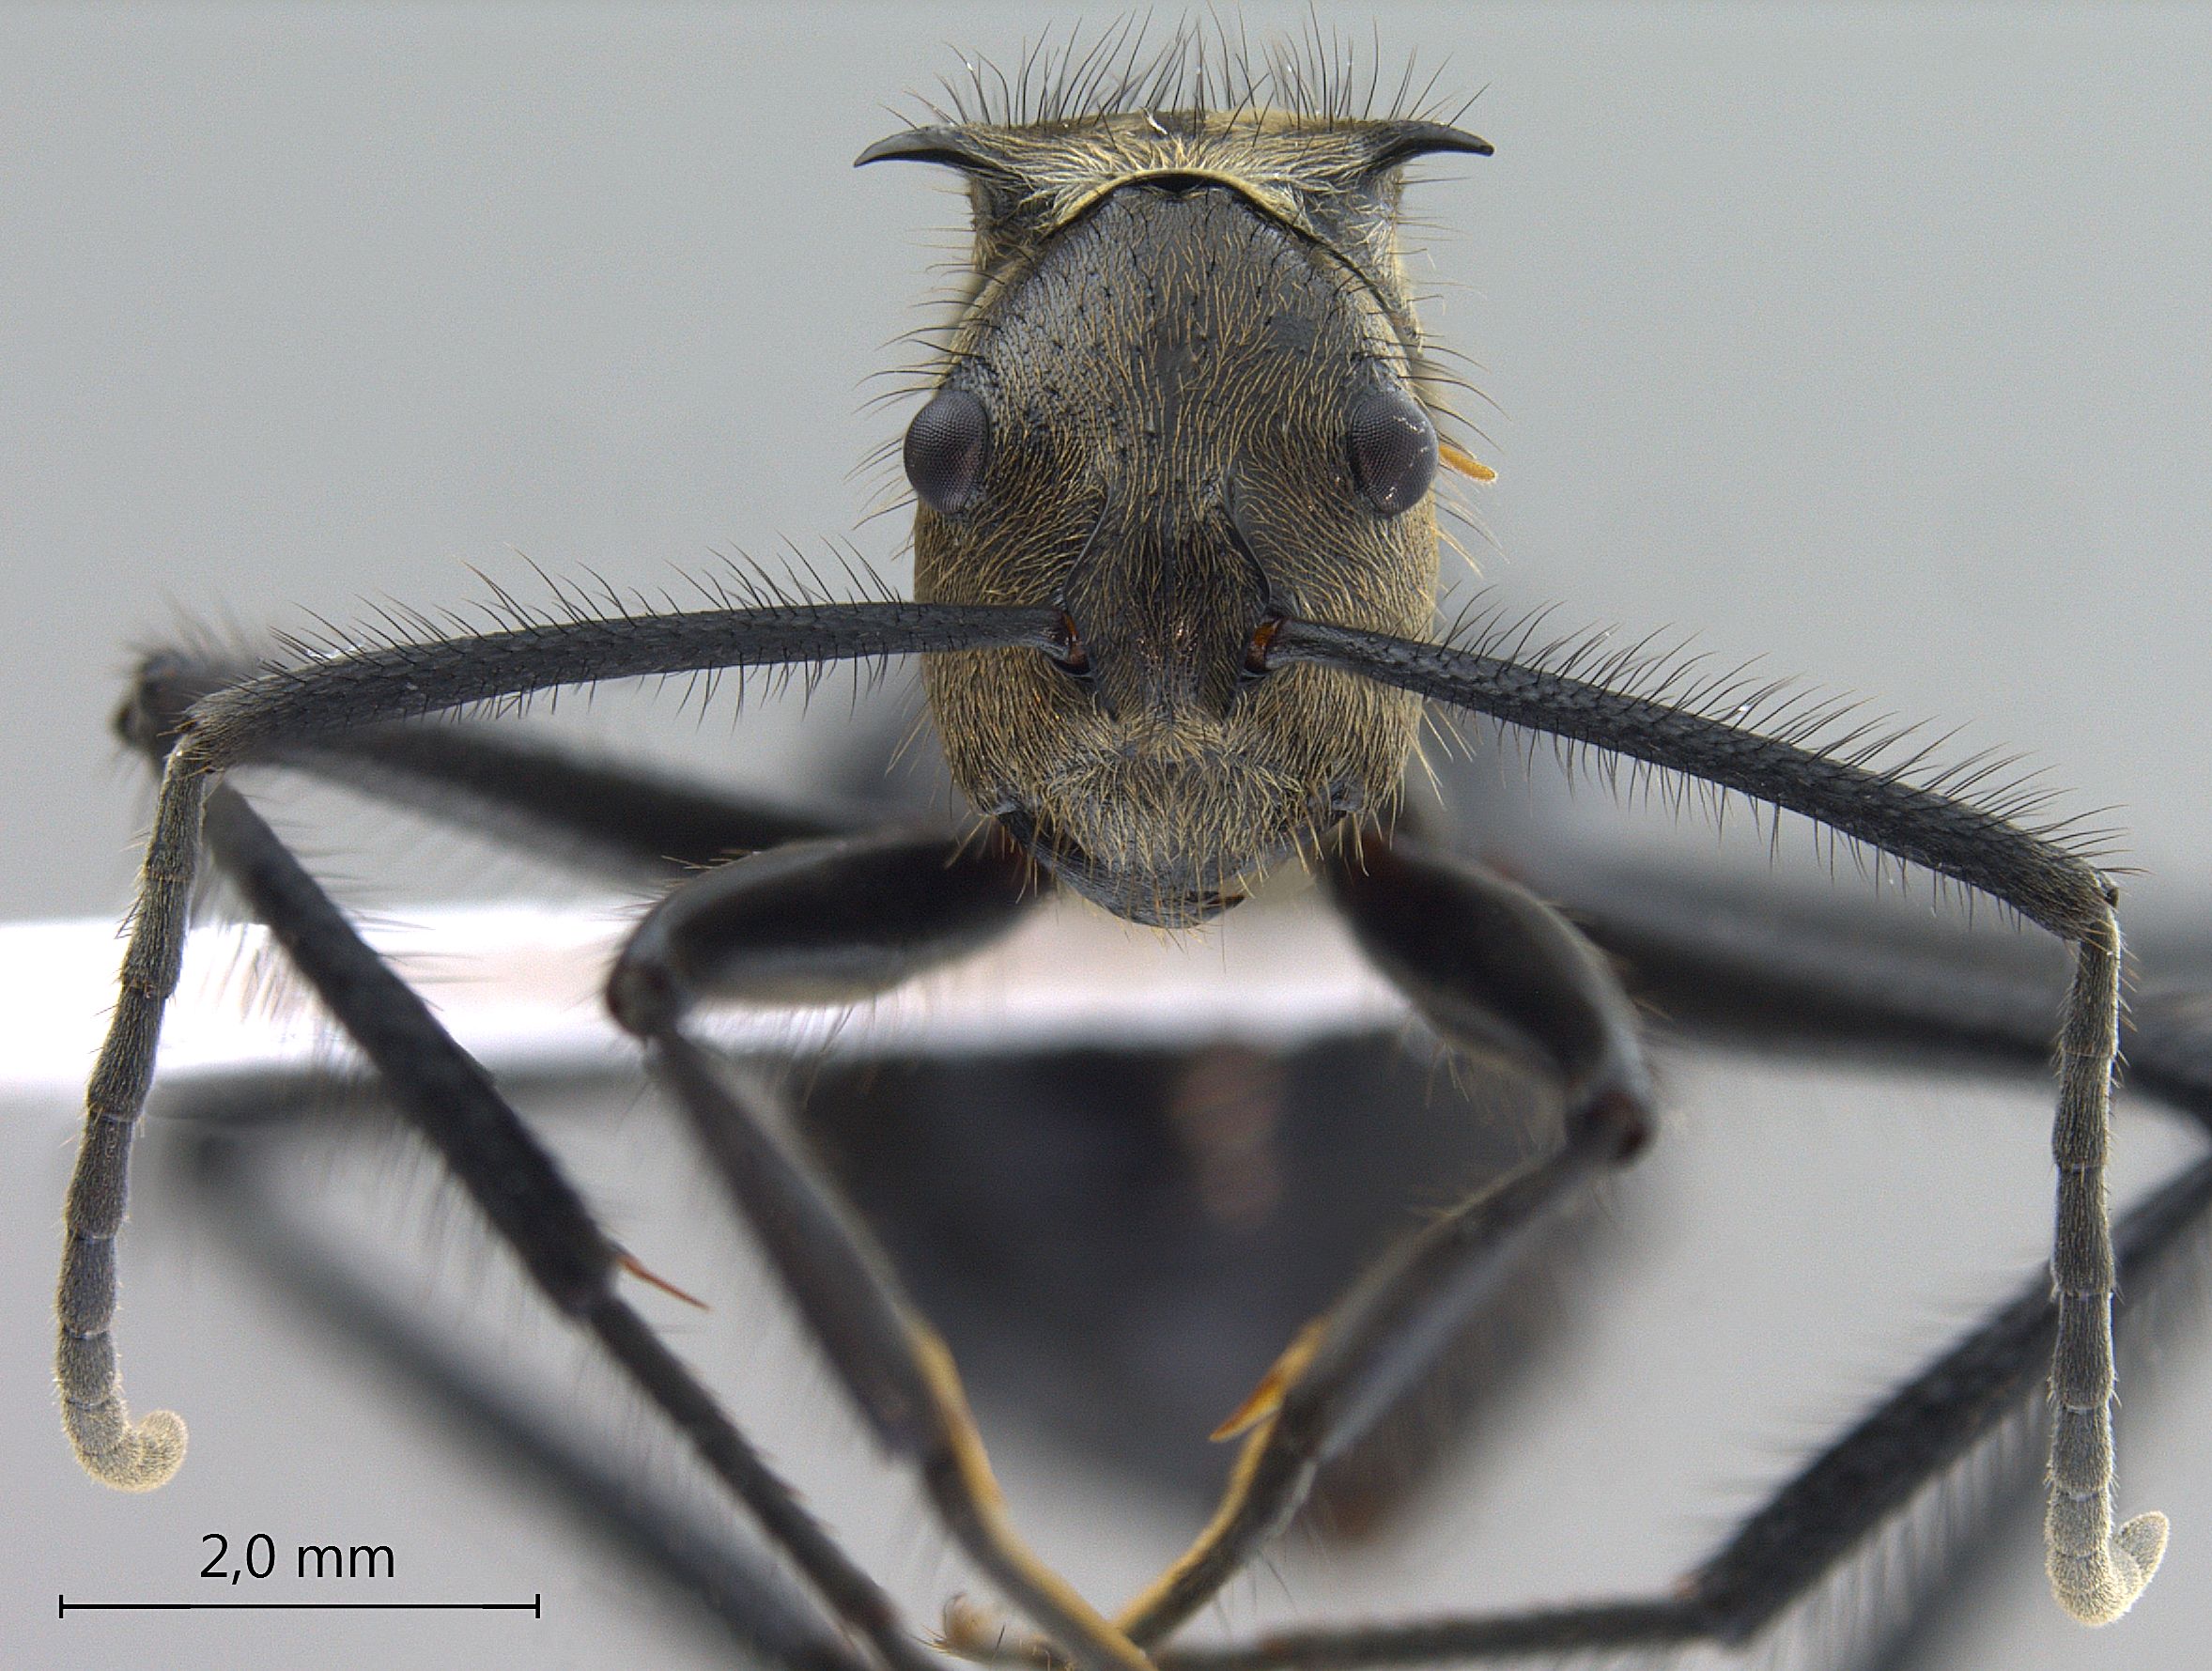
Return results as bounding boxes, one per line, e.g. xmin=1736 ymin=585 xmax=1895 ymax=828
xmin=861 ymin=111 xmax=1486 ymax=364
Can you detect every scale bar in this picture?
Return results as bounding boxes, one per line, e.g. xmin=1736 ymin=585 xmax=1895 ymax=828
xmin=61 ymin=1594 xmax=540 ymax=1617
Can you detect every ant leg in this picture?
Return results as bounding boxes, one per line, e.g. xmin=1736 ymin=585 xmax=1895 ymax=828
xmin=104 ymin=782 xmax=943 ymax=1671
xmin=292 ymin=723 xmax=864 ymax=874
xmin=175 ymin=1104 xmax=867 ymax=1671
xmin=1550 ymin=867 xmax=2212 ymax=1130
xmin=119 ymin=646 xmax=872 ymax=879
xmin=56 ymin=598 xmax=1053 ymax=1492
xmin=606 ymin=831 xmax=1157 ymax=1671
xmin=1151 ymin=1155 xmax=2212 ymax=1668
xmin=1568 ymin=869 xmax=2074 ymax=1060
xmin=1278 ymin=619 xmax=2166 ymax=1623
xmin=1121 ymin=917 xmax=2212 ymax=1667
xmin=1103 ymin=836 xmax=1655 ymax=1649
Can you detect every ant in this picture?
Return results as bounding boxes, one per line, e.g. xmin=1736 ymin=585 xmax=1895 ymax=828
xmin=54 ymin=29 xmax=2210 ymax=1671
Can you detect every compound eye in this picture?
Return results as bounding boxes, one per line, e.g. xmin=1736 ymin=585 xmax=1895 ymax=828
xmin=904 ymin=387 xmax=991 ymax=515
xmin=1347 ymin=384 xmax=1438 ymax=516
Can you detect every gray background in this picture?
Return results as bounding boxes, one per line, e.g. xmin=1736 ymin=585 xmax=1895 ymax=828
xmin=5 ymin=6 xmax=2211 ymax=1670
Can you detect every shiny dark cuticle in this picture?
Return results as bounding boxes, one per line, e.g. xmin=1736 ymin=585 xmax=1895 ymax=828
xmin=1347 ymin=384 xmax=1438 ymax=516
xmin=904 ymin=387 xmax=991 ymax=515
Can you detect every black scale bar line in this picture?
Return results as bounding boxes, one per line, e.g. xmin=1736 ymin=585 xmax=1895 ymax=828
xmin=61 ymin=1594 xmax=541 ymax=1617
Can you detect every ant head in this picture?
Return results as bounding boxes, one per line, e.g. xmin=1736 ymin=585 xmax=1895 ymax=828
xmin=865 ymin=110 xmax=1487 ymax=927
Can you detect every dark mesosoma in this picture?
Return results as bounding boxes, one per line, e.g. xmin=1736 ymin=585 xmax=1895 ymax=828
xmin=54 ymin=54 xmax=2210 ymax=1671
